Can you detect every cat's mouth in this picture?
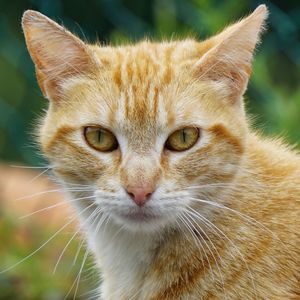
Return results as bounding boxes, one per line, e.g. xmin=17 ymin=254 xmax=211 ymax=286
xmin=119 ymin=209 xmax=159 ymax=223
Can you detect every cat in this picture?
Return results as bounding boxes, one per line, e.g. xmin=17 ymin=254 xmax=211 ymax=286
xmin=22 ymin=4 xmax=300 ymax=299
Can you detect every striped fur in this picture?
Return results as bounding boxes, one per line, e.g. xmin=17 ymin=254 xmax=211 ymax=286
xmin=22 ymin=5 xmax=300 ymax=299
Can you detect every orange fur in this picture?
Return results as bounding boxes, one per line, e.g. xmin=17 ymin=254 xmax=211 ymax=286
xmin=22 ymin=5 xmax=300 ymax=299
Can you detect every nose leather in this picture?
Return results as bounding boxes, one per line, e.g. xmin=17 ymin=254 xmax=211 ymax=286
xmin=126 ymin=186 xmax=154 ymax=206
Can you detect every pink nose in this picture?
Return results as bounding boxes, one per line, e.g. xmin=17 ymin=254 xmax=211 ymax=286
xmin=126 ymin=186 xmax=154 ymax=206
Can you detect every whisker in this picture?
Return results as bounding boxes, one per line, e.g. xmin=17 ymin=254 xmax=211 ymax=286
xmin=64 ymin=246 xmax=90 ymax=300
xmin=9 ymin=164 xmax=51 ymax=169
xmin=188 ymin=196 xmax=279 ymax=240
xmin=182 ymin=211 xmax=226 ymax=294
xmin=53 ymin=206 xmax=102 ymax=274
xmin=68 ymin=211 xmax=109 ymax=299
xmin=74 ymin=209 xmax=107 ymax=267
xmin=186 ymin=206 xmax=258 ymax=299
xmin=51 ymin=178 xmax=93 ymax=188
xmin=187 ymin=183 xmax=233 ymax=189
xmin=178 ymin=213 xmax=214 ymax=281
xmin=72 ymin=211 xmax=105 ymax=268
xmin=16 ymin=187 xmax=94 ymax=201
xmin=111 ymin=224 xmax=126 ymax=242
xmin=19 ymin=195 xmax=96 ymax=219
xmin=0 ymin=203 xmax=95 ymax=274
xmin=26 ymin=167 xmax=51 ymax=184
xmin=72 ymin=237 xmax=86 ymax=267
xmin=180 ymin=214 xmax=225 ymax=292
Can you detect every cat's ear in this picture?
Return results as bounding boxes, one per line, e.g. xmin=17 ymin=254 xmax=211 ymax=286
xmin=195 ymin=5 xmax=268 ymax=103
xmin=22 ymin=10 xmax=98 ymax=101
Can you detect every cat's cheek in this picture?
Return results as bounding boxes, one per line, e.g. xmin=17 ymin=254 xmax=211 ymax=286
xmin=49 ymin=141 xmax=121 ymax=184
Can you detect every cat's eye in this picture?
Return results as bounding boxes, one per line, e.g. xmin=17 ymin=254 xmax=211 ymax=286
xmin=84 ymin=126 xmax=118 ymax=152
xmin=165 ymin=127 xmax=199 ymax=151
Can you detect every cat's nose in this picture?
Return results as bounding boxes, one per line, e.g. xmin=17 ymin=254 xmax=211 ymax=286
xmin=125 ymin=186 xmax=154 ymax=206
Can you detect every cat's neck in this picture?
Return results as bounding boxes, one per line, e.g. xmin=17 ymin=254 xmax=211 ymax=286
xmin=89 ymin=221 xmax=163 ymax=299
xmin=243 ymin=133 xmax=300 ymax=192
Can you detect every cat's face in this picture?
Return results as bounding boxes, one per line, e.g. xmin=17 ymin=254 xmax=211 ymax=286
xmin=22 ymin=7 xmax=266 ymax=232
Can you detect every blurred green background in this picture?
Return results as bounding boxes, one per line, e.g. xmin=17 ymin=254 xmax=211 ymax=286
xmin=0 ymin=0 xmax=299 ymax=299
xmin=1 ymin=0 xmax=300 ymax=166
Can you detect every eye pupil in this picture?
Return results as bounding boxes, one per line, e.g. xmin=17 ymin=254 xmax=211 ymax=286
xmin=98 ymin=130 xmax=102 ymax=142
xmin=182 ymin=129 xmax=186 ymax=143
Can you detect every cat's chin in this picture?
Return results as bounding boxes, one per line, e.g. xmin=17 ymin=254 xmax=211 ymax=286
xmin=112 ymin=208 xmax=170 ymax=232
xmin=119 ymin=210 xmax=159 ymax=223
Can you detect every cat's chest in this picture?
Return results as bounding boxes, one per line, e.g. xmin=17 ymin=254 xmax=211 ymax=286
xmin=88 ymin=225 xmax=159 ymax=299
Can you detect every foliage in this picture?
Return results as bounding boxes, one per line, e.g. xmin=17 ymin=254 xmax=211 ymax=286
xmin=0 ymin=164 xmax=99 ymax=299
xmin=0 ymin=212 xmax=97 ymax=299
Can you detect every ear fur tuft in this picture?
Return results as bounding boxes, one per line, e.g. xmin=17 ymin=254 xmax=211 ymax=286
xmin=22 ymin=10 xmax=97 ymax=101
xmin=194 ymin=5 xmax=268 ymax=102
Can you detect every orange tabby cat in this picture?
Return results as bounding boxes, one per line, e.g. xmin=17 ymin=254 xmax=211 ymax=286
xmin=22 ymin=5 xmax=300 ymax=299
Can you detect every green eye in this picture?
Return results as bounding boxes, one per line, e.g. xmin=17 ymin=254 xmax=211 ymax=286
xmin=165 ymin=127 xmax=199 ymax=151
xmin=84 ymin=126 xmax=118 ymax=152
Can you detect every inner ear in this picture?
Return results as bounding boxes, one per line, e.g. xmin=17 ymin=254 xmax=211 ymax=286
xmin=193 ymin=5 xmax=268 ymax=102
xmin=22 ymin=10 xmax=99 ymax=101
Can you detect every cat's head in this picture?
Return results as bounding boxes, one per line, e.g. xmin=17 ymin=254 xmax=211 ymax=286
xmin=22 ymin=6 xmax=267 ymax=232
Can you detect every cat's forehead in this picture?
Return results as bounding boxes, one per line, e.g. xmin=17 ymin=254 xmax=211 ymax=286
xmin=93 ymin=39 xmax=209 ymax=90
xmin=91 ymin=41 xmax=205 ymax=130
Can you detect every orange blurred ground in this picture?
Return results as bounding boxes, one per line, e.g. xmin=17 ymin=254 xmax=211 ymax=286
xmin=0 ymin=164 xmax=74 ymax=227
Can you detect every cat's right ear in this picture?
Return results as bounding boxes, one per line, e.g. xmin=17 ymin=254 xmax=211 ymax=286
xmin=22 ymin=10 xmax=98 ymax=101
xmin=193 ymin=5 xmax=268 ymax=104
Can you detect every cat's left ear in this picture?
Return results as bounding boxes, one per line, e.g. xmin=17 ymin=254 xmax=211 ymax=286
xmin=22 ymin=10 xmax=99 ymax=101
xmin=195 ymin=5 xmax=268 ymax=103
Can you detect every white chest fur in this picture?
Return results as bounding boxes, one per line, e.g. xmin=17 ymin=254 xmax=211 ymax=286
xmin=85 ymin=221 xmax=160 ymax=300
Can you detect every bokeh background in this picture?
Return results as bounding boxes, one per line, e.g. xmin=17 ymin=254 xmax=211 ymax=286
xmin=0 ymin=0 xmax=299 ymax=299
